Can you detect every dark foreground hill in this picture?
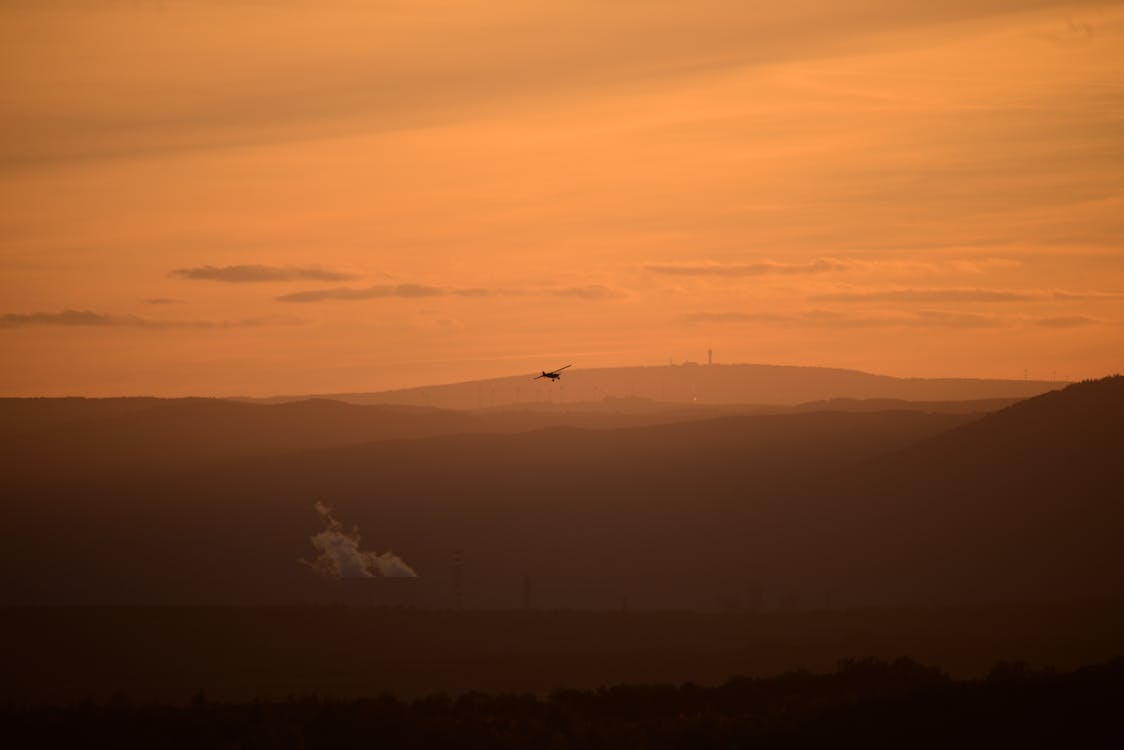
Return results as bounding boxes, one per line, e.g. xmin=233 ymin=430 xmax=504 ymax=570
xmin=803 ymin=375 xmax=1124 ymax=606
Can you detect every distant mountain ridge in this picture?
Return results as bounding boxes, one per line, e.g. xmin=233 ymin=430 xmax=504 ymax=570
xmin=243 ymin=363 xmax=1063 ymax=409
xmin=2 ymin=376 xmax=1117 ymax=610
xmin=0 ymin=391 xmax=1019 ymax=484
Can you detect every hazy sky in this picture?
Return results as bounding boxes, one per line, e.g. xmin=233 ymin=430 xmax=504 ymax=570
xmin=2 ymin=0 xmax=1122 ymax=396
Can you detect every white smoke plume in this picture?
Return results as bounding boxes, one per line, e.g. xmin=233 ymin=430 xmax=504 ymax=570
xmin=301 ymin=502 xmax=418 ymax=579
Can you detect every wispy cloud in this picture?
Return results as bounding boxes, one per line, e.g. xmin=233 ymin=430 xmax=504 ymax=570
xmin=169 ymin=265 xmax=358 ymax=283
xmin=682 ymin=311 xmax=790 ymax=324
xmin=681 ymin=308 xmax=1005 ymax=329
xmin=1 ymin=310 xmax=129 ymax=328
xmin=1050 ymin=290 xmax=1124 ymax=301
xmin=278 ymin=282 xmax=617 ymax=303
xmin=813 ymin=287 xmax=1124 ymax=303
xmin=946 ymin=258 xmax=1025 ymax=274
xmin=0 ymin=309 xmax=302 ymax=329
xmin=550 ymin=285 xmax=620 ymax=300
xmin=646 ymin=259 xmax=849 ymax=276
xmin=144 ymin=297 xmax=185 ymax=305
xmin=813 ymin=288 xmax=1037 ymax=303
xmin=5 ymin=2 xmax=1087 ymax=169
xmin=1035 ymin=315 xmax=1098 ymax=328
xmin=646 ymin=257 xmax=1029 ymax=280
xmin=276 ymin=284 xmax=502 ymax=302
xmin=913 ymin=310 xmax=1005 ymax=329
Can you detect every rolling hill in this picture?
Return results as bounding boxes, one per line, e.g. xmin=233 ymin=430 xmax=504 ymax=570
xmin=246 ymin=362 xmax=1063 ymax=409
xmin=2 ymin=377 xmax=1119 ymax=609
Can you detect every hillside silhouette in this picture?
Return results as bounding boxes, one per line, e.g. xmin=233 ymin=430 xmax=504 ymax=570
xmin=0 ymin=393 xmax=1008 ymax=485
xmin=2 ymin=377 xmax=1120 ymax=611
xmin=7 ymin=656 xmax=1123 ymax=747
xmin=3 ymin=407 xmax=972 ymax=607
xmin=2 ymin=398 xmax=477 ymax=481
xmin=804 ymin=375 xmax=1124 ymax=606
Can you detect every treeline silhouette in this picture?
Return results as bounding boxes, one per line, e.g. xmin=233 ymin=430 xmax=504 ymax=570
xmin=5 ymin=657 xmax=1121 ymax=748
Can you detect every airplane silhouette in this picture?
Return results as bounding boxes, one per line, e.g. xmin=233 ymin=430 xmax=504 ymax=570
xmin=534 ymin=364 xmax=572 ymax=381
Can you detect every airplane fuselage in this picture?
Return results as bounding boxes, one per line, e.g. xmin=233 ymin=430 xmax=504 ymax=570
xmin=534 ymin=364 xmax=572 ymax=381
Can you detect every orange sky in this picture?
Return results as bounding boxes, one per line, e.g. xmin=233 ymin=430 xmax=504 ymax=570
xmin=2 ymin=0 xmax=1122 ymax=396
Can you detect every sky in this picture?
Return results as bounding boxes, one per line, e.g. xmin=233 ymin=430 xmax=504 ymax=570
xmin=1 ymin=0 xmax=1122 ymax=397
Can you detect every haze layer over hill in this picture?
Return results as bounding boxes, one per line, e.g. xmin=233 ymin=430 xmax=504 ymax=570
xmin=0 ymin=391 xmax=1015 ymax=480
xmin=3 ymin=376 xmax=1119 ymax=610
xmin=249 ymin=363 xmax=1063 ymax=409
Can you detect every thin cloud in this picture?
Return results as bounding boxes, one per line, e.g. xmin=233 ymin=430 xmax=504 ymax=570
xmin=551 ymin=285 xmax=620 ymax=300
xmin=144 ymin=297 xmax=185 ymax=305
xmin=1034 ymin=17 xmax=1096 ymax=48
xmin=682 ymin=311 xmax=789 ymax=324
xmin=814 ymin=287 xmax=1124 ymax=303
xmin=646 ymin=259 xmax=849 ymax=276
xmin=278 ymin=283 xmax=618 ymax=303
xmin=1035 ymin=315 xmax=1098 ymax=328
xmin=947 ymin=257 xmax=1024 ymax=274
xmin=0 ymin=309 xmax=302 ymax=329
xmin=681 ymin=308 xmax=1005 ymax=329
xmin=390 ymin=283 xmax=445 ymax=298
xmin=913 ymin=310 xmax=1003 ymax=328
xmin=648 ymin=257 xmax=1030 ymax=281
xmin=813 ymin=288 xmax=1037 ymax=303
xmin=1 ymin=310 xmax=130 ymax=328
xmin=169 ymin=264 xmax=358 ymax=283
xmin=278 ymin=284 xmax=445 ymax=302
xmin=4 ymin=2 xmax=1080 ymax=169
xmin=1050 ymin=290 xmax=1124 ymax=301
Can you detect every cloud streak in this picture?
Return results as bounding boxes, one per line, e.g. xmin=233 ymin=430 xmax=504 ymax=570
xmin=3 ymin=1 xmax=1090 ymax=169
xmin=813 ymin=288 xmax=1037 ymax=303
xmin=276 ymin=284 xmax=503 ymax=302
xmin=646 ymin=259 xmax=849 ymax=276
xmin=278 ymin=283 xmax=621 ymax=303
xmin=1035 ymin=315 xmax=1098 ymax=328
xmin=813 ymin=287 xmax=1124 ymax=303
xmin=550 ymin=285 xmax=620 ymax=300
xmin=169 ymin=265 xmax=358 ymax=283
xmin=0 ymin=309 xmax=301 ymax=329
xmin=681 ymin=308 xmax=1006 ymax=329
xmin=646 ymin=257 xmax=1035 ymax=280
